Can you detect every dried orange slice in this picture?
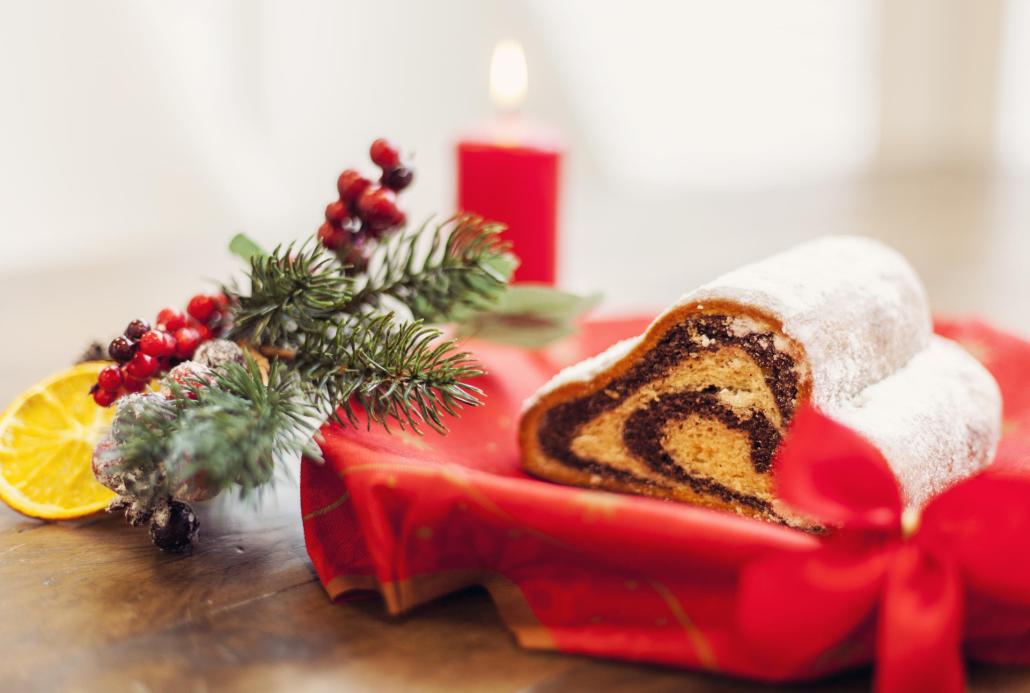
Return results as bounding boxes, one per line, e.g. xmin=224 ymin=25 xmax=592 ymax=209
xmin=0 ymin=362 xmax=117 ymax=519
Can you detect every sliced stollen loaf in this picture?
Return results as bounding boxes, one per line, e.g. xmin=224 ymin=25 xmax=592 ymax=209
xmin=519 ymin=236 xmax=1001 ymax=525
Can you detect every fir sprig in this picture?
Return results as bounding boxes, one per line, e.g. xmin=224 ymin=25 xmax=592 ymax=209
xmin=230 ymin=241 xmax=354 ymax=348
xmin=106 ymin=359 xmax=320 ymax=504
xmin=96 ymin=148 xmax=601 ymax=552
xmin=226 ymin=216 xmax=517 ymax=433
xmin=173 ymin=359 xmax=321 ymax=495
xmin=297 ymin=313 xmax=483 ymax=433
xmin=349 ymin=215 xmax=517 ymax=322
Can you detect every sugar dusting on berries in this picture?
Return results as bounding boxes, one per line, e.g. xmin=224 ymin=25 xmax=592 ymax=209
xmin=90 ymin=293 xmax=229 ymax=407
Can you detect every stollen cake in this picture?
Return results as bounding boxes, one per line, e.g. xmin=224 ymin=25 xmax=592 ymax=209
xmin=519 ymin=236 xmax=1001 ymax=525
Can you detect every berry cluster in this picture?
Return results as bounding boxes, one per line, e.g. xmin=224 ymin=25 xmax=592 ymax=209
xmin=90 ymin=293 xmax=229 ymax=407
xmin=318 ymin=138 xmax=414 ymax=267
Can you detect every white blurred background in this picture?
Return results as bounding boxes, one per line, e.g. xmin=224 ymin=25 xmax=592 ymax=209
xmin=1 ymin=0 xmax=1029 ymax=401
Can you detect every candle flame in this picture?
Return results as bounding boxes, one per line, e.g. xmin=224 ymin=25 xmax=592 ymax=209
xmin=490 ymin=40 xmax=528 ymax=111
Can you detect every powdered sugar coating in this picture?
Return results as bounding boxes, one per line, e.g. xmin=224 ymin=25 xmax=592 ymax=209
xmin=523 ymin=235 xmax=1001 ymax=505
xmin=827 ymin=335 xmax=1000 ymax=506
xmin=687 ymin=236 xmax=932 ymax=408
xmin=522 ymin=336 xmax=642 ymax=413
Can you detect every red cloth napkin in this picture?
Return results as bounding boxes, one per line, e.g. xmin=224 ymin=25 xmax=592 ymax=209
xmin=301 ymin=316 xmax=1030 ymax=683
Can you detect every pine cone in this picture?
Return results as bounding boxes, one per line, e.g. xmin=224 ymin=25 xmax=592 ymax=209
xmin=193 ymin=339 xmax=244 ymax=370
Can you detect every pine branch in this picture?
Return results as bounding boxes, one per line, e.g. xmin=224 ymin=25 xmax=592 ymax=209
xmin=106 ymin=359 xmax=321 ymax=506
xmin=91 ymin=152 xmax=598 ymax=552
xmin=229 ymin=241 xmax=354 ymax=348
xmin=223 ymin=218 xmax=513 ymax=434
xmin=173 ymin=359 xmax=321 ymax=495
xmin=295 ymin=312 xmax=483 ymax=433
xmin=349 ymin=215 xmax=517 ymax=323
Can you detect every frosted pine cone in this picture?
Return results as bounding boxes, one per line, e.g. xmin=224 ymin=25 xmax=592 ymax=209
xmin=92 ymin=431 xmax=157 ymax=526
xmin=193 ymin=339 xmax=244 ymax=370
xmin=160 ymin=361 xmax=213 ymax=398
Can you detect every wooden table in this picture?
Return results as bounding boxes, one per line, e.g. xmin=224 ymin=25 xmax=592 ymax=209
xmin=3 ymin=171 xmax=1030 ymax=691
xmin=3 ymin=485 xmax=1029 ymax=692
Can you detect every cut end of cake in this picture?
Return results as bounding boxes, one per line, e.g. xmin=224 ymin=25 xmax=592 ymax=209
xmin=519 ymin=302 xmax=811 ymax=526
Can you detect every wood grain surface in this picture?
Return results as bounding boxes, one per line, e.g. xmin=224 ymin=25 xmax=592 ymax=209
xmin=2 ymin=172 xmax=1030 ymax=691
xmin=2 ymin=483 xmax=1029 ymax=692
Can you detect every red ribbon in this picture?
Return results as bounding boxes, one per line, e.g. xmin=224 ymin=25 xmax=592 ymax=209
xmin=736 ymin=407 xmax=1030 ymax=692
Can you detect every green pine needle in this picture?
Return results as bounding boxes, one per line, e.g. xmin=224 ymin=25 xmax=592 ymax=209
xmin=350 ymin=215 xmax=517 ymax=323
xmin=229 ymin=240 xmax=354 ymax=348
xmin=173 ymin=359 xmax=322 ymax=495
xmin=298 ymin=312 xmax=483 ymax=433
xmin=224 ymin=216 xmax=516 ymax=435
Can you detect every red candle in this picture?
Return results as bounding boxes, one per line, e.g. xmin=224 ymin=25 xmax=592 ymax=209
xmin=456 ymin=41 xmax=563 ymax=285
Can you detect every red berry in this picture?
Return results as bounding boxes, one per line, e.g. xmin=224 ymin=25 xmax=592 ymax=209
xmin=124 ymin=319 xmax=151 ymax=340
xmin=339 ymin=239 xmax=370 ymax=272
xmin=157 ymin=308 xmax=187 ymax=332
xmin=140 ymin=330 xmax=175 ymax=357
xmin=122 ymin=373 xmax=149 ymax=393
xmin=97 ymin=366 xmax=123 ymax=392
xmin=317 ymin=222 xmax=333 ymax=244
xmin=126 ymin=352 xmax=160 ymax=380
xmin=187 ymin=294 xmax=217 ymax=323
xmin=318 ymin=222 xmax=349 ymax=250
xmin=325 ymin=200 xmax=349 ymax=224
xmin=108 ymin=335 xmax=137 ymax=364
xmin=92 ymin=387 xmax=117 ymax=407
xmin=213 ymin=293 xmax=230 ymax=310
xmin=164 ymin=331 xmax=180 ymax=352
xmin=336 ymin=169 xmax=372 ymax=203
xmin=194 ymin=323 xmax=213 ymax=341
xmin=369 ymin=138 xmax=401 ymax=169
xmin=357 ymin=186 xmax=405 ymax=229
xmin=381 ymin=166 xmax=414 ymax=192
xmin=173 ymin=327 xmax=201 ymax=358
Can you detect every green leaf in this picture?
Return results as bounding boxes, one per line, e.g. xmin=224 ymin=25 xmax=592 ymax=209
xmin=229 ymin=233 xmax=267 ymax=263
xmin=456 ymin=285 xmax=602 ymax=349
xmin=480 ymin=251 xmax=519 ymax=284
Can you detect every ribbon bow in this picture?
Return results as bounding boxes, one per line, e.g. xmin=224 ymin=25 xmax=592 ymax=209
xmin=736 ymin=407 xmax=1030 ymax=692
